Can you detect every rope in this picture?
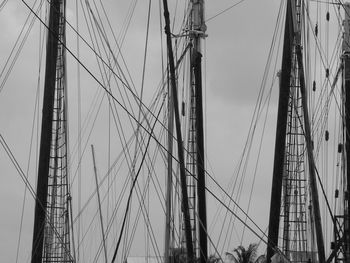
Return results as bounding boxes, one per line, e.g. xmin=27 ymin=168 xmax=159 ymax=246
xmin=0 ymin=0 xmax=8 ymax=12
xmin=111 ymin=88 xmax=163 ymax=263
xmin=206 ymin=0 xmax=248 ymax=23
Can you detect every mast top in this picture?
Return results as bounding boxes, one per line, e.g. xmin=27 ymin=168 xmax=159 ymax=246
xmin=343 ymin=3 xmax=350 ymax=54
xmin=191 ymin=0 xmax=207 ymax=39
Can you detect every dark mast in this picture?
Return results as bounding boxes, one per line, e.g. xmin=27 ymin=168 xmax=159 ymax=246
xmin=267 ymin=1 xmax=325 ymax=262
xmin=266 ymin=1 xmax=294 ymax=260
xmin=162 ymin=0 xmax=208 ymax=262
xmin=162 ymin=0 xmax=195 ymax=260
xmin=191 ymin=1 xmax=208 ymax=263
xmin=31 ymin=0 xmax=74 ymax=262
xmin=330 ymin=3 xmax=350 ymax=262
xmin=343 ymin=4 xmax=350 ymax=261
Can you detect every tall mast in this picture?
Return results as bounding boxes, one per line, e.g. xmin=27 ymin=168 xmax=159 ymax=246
xmin=336 ymin=3 xmax=350 ymax=261
xmin=31 ymin=0 xmax=74 ymax=262
xmin=162 ymin=0 xmax=195 ymax=260
xmin=327 ymin=5 xmax=350 ymax=263
xmin=267 ymin=1 xmax=325 ymax=262
xmin=164 ymin=69 xmax=175 ymax=263
xmin=344 ymin=4 xmax=350 ymax=261
xmin=266 ymin=1 xmax=294 ymax=260
xmin=190 ymin=1 xmax=207 ymax=262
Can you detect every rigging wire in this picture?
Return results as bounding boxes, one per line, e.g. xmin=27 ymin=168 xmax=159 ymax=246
xmin=15 ymin=11 xmax=46 ymax=261
xmin=292 ymin=89 xmax=341 ymax=234
xmin=79 ymin=2 xmax=150 ymax=182
xmin=84 ymin=0 xmax=138 ymax=97
xmin=129 ymin=0 xmax=152 ymax=257
xmin=0 ymin=132 xmax=75 ymax=261
xmin=58 ymin=2 xmax=170 ymax=221
xmin=123 ymin=134 xmax=167 ymax=260
xmin=211 ymin=0 xmax=285 ymax=252
xmin=63 ymin=3 xmax=139 ymax=243
xmin=3 ymin=3 xmax=276 ymax=260
xmin=75 ymin=0 xmax=82 ymax=261
xmin=20 ymin=0 xmax=197 ymax=177
xmin=79 ymin=3 xmax=147 ymax=254
xmin=0 ymin=0 xmax=8 ymax=11
xmin=75 ymin=150 xmax=131 ymax=256
xmin=69 ymin=1 xmax=118 ymax=186
xmin=12 ymin=0 xmax=295 ymax=259
xmin=39 ymin=0 xmax=169 ymax=140
xmin=24 ymin=10 xmax=193 ymax=258
xmin=239 ymin=0 xmax=285 ymax=244
xmin=0 ymin=0 xmax=43 ymax=94
xmin=303 ymin=2 xmax=346 ymax=235
xmin=202 ymin=169 xmax=285 ymax=258
xmin=306 ymin=0 xmax=344 ymax=210
xmin=205 ymin=0 xmax=248 ymax=23
xmin=110 ymin=91 xmax=164 ymax=263
xmin=69 ymin=92 xmax=165 ymax=259
xmin=71 ymin=89 xmax=164 ymax=225
xmin=73 ymin=93 xmax=167 ymax=260
xmin=295 ymin=1 xmax=346 ymax=246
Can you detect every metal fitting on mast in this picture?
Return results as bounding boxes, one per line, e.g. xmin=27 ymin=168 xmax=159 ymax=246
xmin=190 ymin=0 xmax=206 ymax=67
xmin=191 ymin=0 xmax=206 ymax=33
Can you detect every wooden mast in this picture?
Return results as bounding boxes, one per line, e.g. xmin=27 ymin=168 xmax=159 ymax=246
xmin=294 ymin=3 xmax=326 ymax=261
xmin=296 ymin=45 xmax=326 ymax=263
xmin=31 ymin=1 xmax=73 ymax=262
xmin=31 ymin=1 xmax=62 ymax=262
xmin=191 ymin=1 xmax=207 ymax=262
xmin=342 ymin=3 xmax=350 ymax=261
xmin=162 ymin=0 xmax=195 ymax=260
xmin=266 ymin=1 xmax=294 ymax=261
xmin=164 ymin=62 xmax=175 ymax=263
xmin=326 ymin=5 xmax=350 ymax=263
xmin=267 ymin=1 xmax=326 ymax=262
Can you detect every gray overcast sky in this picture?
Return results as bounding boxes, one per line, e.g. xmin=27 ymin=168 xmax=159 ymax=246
xmin=0 ymin=0 xmax=285 ymax=262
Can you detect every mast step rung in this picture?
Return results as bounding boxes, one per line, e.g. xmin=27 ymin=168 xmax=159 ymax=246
xmin=46 ymin=206 xmax=66 ymax=209
xmin=283 ymin=220 xmax=307 ymax=224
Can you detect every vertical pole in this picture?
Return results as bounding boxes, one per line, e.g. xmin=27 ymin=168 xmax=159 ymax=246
xmin=31 ymin=1 xmax=61 ymax=262
xmin=91 ymin=145 xmax=108 ymax=263
xmin=191 ymin=1 xmax=207 ymax=262
xmin=162 ymin=0 xmax=194 ymax=260
xmin=296 ymin=45 xmax=325 ymax=263
xmin=194 ymin=52 xmax=207 ymax=263
xmin=164 ymin=74 xmax=174 ymax=263
xmin=295 ymin=1 xmax=326 ymax=260
xmin=343 ymin=3 xmax=350 ymax=260
xmin=266 ymin=1 xmax=293 ymax=261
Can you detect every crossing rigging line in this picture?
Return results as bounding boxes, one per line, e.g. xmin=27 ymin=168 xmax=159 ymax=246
xmin=21 ymin=1 xmax=198 ymax=172
xmin=0 ymin=0 xmax=43 ymax=94
xmin=0 ymin=132 xmax=75 ymax=261
xmin=111 ymin=88 xmax=164 ymax=263
xmin=14 ymin=1 xmax=289 ymax=259
xmin=16 ymin=38 xmax=44 ymax=263
xmin=211 ymin=0 xmax=285 ymax=252
xmin=21 ymin=0 xmax=167 ymax=154
xmin=0 ymin=0 xmax=8 ymax=11
xmin=205 ymin=0 xmax=248 ymax=23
